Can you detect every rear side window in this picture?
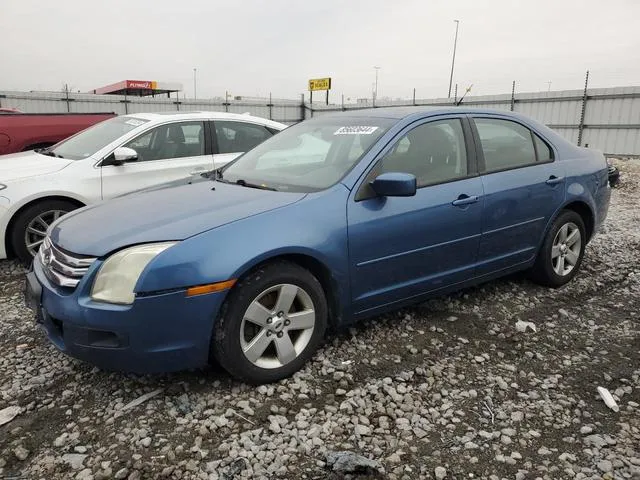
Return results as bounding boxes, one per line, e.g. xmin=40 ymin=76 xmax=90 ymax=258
xmin=475 ymin=118 xmax=537 ymax=172
xmin=214 ymin=121 xmax=274 ymax=154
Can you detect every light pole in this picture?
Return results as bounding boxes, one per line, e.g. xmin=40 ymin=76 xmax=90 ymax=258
xmin=193 ymin=68 xmax=197 ymax=99
xmin=373 ymin=66 xmax=380 ymax=106
xmin=447 ymin=20 xmax=460 ymax=98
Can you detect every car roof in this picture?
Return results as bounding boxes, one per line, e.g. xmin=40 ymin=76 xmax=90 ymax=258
xmin=316 ymin=106 xmax=530 ymax=121
xmin=125 ymin=111 xmax=286 ymax=128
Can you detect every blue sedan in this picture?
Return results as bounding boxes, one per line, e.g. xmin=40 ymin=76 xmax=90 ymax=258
xmin=25 ymin=107 xmax=611 ymax=383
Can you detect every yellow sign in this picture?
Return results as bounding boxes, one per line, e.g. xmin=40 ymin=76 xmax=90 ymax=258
xmin=308 ymin=78 xmax=332 ymax=91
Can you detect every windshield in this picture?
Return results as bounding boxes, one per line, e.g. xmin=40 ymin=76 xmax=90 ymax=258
xmin=50 ymin=116 xmax=149 ymax=160
xmin=219 ymin=117 xmax=394 ymax=192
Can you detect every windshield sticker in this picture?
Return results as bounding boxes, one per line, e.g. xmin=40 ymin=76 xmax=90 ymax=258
xmin=334 ymin=126 xmax=379 ymax=135
xmin=125 ymin=119 xmax=145 ymax=127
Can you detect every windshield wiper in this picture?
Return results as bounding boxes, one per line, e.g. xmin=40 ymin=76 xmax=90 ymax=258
xmin=36 ymin=147 xmax=64 ymax=158
xmin=214 ymin=170 xmax=275 ymax=190
xmin=235 ymin=179 xmax=277 ymax=191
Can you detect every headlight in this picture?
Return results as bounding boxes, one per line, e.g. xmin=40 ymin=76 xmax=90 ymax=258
xmin=91 ymin=242 xmax=176 ymax=305
xmin=0 ymin=184 xmax=6 ymax=191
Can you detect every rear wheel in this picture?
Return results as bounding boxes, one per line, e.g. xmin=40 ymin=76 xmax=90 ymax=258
xmin=212 ymin=261 xmax=327 ymax=384
xmin=530 ymin=210 xmax=586 ymax=288
xmin=10 ymin=200 xmax=78 ymax=264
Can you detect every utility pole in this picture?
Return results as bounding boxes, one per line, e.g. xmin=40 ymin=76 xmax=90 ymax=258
xmin=547 ymin=81 xmax=552 ymax=92
xmin=193 ymin=68 xmax=197 ymax=99
xmin=448 ymin=20 xmax=460 ymax=98
xmin=373 ymin=66 xmax=380 ymax=106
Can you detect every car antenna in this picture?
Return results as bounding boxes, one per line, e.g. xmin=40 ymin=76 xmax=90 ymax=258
xmin=456 ymin=84 xmax=473 ymax=106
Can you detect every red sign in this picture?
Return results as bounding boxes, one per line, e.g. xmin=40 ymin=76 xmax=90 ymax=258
xmin=126 ymin=80 xmax=153 ymax=89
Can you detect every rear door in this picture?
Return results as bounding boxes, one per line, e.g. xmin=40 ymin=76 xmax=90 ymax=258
xmin=100 ymin=121 xmax=213 ymax=198
xmin=211 ymin=120 xmax=277 ymax=169
xmin=470 ymin=116 xmax=566 ymax=276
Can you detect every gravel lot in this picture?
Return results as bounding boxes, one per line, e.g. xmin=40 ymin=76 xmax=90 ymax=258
xmin=1 ymin=160 xmax=639 ymax=480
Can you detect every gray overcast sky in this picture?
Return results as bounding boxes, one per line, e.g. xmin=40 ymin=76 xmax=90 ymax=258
xmin=2 ymin=0 xmax=639 ymax=101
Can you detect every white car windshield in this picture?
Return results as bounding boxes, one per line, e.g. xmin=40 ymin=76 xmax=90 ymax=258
xmin=49 ymin=116 xmax=149 ymax=160
xmin=219 ymin=117 xmax=394 ymax=192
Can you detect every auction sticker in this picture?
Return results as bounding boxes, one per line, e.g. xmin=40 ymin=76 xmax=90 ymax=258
xmin=334 ymin=126 xmax=379 ymax=135
xmin=125 ymin=119 xmax=146 ymax=127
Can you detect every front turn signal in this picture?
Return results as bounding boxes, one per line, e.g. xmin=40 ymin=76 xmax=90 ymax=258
xmin=186 ymin=279 xmax=237 ymax=297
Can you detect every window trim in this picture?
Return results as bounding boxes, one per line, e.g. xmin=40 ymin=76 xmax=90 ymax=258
xmin=469 ymin=115 xmax=556 ymax=175
xmin=98 ymin=119 xmax=208 ymax=167
xmin=354 ymin=115 xmax=477 ymax=202
xmin=206 ymin=120 xmax=218 ymax=155
xmin=211 ymin=120 xmax=275 ymax=156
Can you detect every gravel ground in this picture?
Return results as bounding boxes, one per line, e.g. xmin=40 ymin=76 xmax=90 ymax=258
xmin=1 ymin=159 xmax=639 ymax=480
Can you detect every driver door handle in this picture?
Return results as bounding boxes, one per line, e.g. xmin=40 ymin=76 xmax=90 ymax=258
xmin=452 ymin=194 xmax=480 ymax=207
xmin=545 ymin=175 xmax=565 ymax=185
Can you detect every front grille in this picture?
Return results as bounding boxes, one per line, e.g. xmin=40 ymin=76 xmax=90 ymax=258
xmin=39 ymin=237 xmax=97 ymax=289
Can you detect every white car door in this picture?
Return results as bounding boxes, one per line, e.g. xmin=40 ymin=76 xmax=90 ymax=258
xmin=212 ymin=120 xmax=277 ymax=169
xmin=101 ymin=121 xmax=213 ymax=199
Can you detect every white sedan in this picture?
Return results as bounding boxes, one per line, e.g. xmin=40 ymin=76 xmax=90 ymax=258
xmin=0 ymin=111 xmax=286 ymax=262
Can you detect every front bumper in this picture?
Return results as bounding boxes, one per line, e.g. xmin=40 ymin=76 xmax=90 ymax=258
xmin=25 ymin=256 xmax=227 ymax=373
xmin=0 ymin=196 xmax=11 ymax=259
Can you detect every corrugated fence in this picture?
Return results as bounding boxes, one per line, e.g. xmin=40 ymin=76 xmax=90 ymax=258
xmin=1 ymin=86 xmax=639 ymax=155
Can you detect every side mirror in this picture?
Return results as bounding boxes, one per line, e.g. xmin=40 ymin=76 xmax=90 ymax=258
xmin=106 ymin=146 xmax=138 ymax=166
xmin=370 ymin=172 xmax=417 ymax=197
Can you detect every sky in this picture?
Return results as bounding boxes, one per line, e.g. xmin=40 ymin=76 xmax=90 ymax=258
xmin=1 ymin=0 xmax=639 ymax=102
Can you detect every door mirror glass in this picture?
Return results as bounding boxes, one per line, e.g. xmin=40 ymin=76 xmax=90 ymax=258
xmin=370 ymin=172 xmax=417 ymax=197
xmin=113 ymin=146 xmax=138 ymax=163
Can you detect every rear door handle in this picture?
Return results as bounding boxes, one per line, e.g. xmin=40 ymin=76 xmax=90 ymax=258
xmin=452 ymin=194 xmax=480 ymax=207
xmin=545 ymin=175 xmax=565 ymax=185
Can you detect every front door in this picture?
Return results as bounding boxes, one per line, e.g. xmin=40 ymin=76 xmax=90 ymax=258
xmin=347 ymin=117 xmax=484 ymax=316
xmin=101 ymin=121 xmax=213 ymax=199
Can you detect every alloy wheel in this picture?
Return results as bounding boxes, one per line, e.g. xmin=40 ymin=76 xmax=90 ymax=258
xmin=24 ymin=210 xmax=66 ymax=257
xmin=551 ymin=221 xmax=582 ymax=276
xmin=239 ymin=283 xmax=316 ymax=369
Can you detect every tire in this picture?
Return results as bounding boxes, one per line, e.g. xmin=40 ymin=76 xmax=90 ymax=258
xmin=530 ymin=210 xmax=586 ymax=288
xmin=10 ymin=199 xmax=78 ymax=264
xmin=212 ymin=261 xmax=328 ymax=384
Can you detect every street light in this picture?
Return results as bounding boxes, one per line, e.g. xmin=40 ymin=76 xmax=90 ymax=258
xmin=448 ymin=20 xmax=460 ymax=99
xmin=373 ymin=66 xmax=380 ymax=106
xmin=193 ymin=68 xmax=197 ymax=99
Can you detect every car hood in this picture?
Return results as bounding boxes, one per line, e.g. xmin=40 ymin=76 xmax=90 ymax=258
xmin=50 ymin=181 xmax=306 ymax=256
xmin=0 ymin=151 xmax=72 ymax=180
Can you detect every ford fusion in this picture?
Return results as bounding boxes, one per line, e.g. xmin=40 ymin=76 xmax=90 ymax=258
xmin=25 ymin=107 xmax=611 ymax=384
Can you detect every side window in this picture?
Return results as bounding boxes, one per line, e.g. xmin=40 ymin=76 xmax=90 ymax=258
xmin=214 ymin=121 xmax=274 ymax=154
xmin=375 ymin=118 xmax=468 ymax=187
xmin=123 ymin=121 xmax=204 ymax=161
xmin=474 ymin=119 xmax=537 ymax=172
xmin=533 ymin=133 xmax=553 ymax=162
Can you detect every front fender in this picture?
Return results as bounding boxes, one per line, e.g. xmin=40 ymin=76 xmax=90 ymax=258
xmin=137 ymin=185 xmax=351 ymax=312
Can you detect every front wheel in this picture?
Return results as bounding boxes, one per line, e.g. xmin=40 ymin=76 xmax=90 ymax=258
xmin=530 ymin=210 xmax=586 ymax=288
xmin=10 ymin=200 xmax=78 ymax=264
xmin=212 ymin=261 xmax=327 ymax=384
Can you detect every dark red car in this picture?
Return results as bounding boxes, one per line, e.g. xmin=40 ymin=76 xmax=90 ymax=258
xmin=0 ymin=112 xmax=116 ymax=155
